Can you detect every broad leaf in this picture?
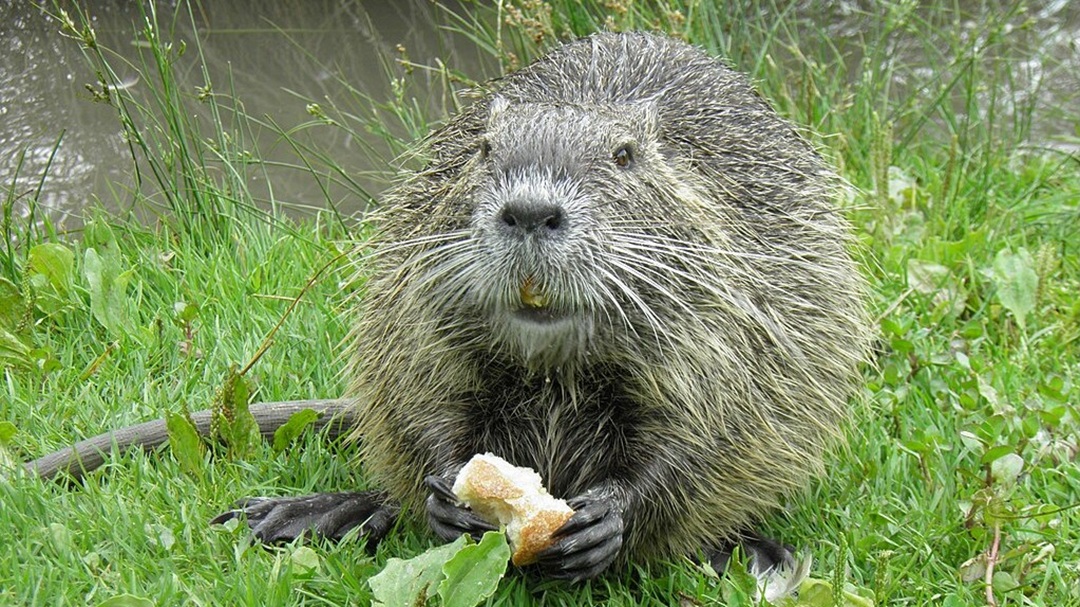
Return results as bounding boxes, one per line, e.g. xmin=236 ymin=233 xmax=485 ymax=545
xmin=990 ymin=248 xmax=1038 ymax=331
xmin=369 ymin=535 xmax=468 ymax=607
xmin=272 ymin=409 xmax=322 ymax=453
xmin=28 ymin=243 xmax=75 ymax=293
xmin=438 ymin=531 xmax=511 ymax=607
xmin=166 ymin=409 xmax=206 ymax=477
xmin=84 ymin=247 xmax=134 ymax=338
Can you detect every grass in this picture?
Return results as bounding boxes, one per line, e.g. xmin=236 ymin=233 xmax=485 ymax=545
xmin=2 ymin=0 xmax=1078 ymax=605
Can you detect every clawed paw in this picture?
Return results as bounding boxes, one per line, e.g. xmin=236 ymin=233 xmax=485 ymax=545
xmin=424 ymin=475 xmax=498 ymax=542
xmin=532 ymin=493 xmax=624 ymax=581
xmin=210 ymin=491 xmax=397 ymax=546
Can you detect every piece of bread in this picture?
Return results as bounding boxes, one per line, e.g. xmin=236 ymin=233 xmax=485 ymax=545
xmin=452 ymin=453 xmax=575 ymax=566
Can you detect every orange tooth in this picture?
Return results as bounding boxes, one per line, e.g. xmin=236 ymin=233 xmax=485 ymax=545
xmin=520 ymin=276 xmax=548 ymax=308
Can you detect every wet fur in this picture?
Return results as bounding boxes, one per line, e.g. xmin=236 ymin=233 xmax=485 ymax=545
xmin=346 ymin=31 xmax=871 ymax=565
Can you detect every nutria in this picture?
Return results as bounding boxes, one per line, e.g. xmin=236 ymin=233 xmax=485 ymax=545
xmin=29 ymin=31 xmax=871 ymax=585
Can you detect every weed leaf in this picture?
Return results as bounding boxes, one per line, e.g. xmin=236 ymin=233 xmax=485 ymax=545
xmin=990 ymin=453 xmax=1024 ymax=486
xmin=0 ymin=420 xmax=17 ymax=471
xmin=290 ymin=545 xmax=321 ymax=575
xmin=369 ymin=535 xmax=468 ymax=607
xmin=906 ymin=259 xmax=965 ymax=317
xmin=166 ymin=409 xmax=206 ymax=477
xmin=84 ymin=247 xmax=134 ymax=338
xmin=28 ymin=243 xmax=74 ymax=293
xmin=438 ymin=531 xmax=511 ymax=607
xmin=990 ymin=248 xmax=1038 ymax=331
xmin=0 ymin=277 xmax=23 ymax=328
xmin=271 ymin=408 xmax=322 ymax=453
xmin=981 ymin=444 xmax=1015 ymax=464
xmin=0 ymin=421 xmax=15 ymax=444
xmin=0 ymin=326 xmax=31 ymax=360
xmin=792 ymin=578 xmax=875 ymax=606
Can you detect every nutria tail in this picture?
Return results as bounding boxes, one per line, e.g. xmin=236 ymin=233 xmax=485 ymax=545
xmin=23 ymin=399 xmax=354 ymax=482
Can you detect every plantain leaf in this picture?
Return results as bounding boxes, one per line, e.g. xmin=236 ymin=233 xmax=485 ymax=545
xmin=166 ymin=409 xmax=206 ymax=477
xmin=28 ymin=243 xmax=75 ymax=293
xmin=369 ymin=535 xmax=469 ymax=607
xmin=84 ymin=247 xmax=135 ymax=338
xmin=438 ymin=531 xmax=511 ymax=607
xmin=990 ymin=247 xmax=1038 ymax=331
xmin=0 ymin=277 xmax=24 ymax=329
xmin=0 ymin=420 xmax=17 ymax=471
xmin=210 ymin=367 xmax=259 ymax=459
xmin=271 ymin=409 xmax=322 ymax=453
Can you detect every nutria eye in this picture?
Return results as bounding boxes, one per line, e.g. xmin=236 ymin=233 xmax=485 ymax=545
xmin=613 ymin=145 xmax=633 ymax=168
xmin=479 ymin=139 xmax=492 ymax=158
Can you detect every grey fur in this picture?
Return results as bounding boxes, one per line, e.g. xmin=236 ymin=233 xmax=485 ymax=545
xmin=347 ymin=31 xmax=872 ymax=567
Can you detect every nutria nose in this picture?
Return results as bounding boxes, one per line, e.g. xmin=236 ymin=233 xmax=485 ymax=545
xmin=498 ymin=201 xmax=565 ymax=236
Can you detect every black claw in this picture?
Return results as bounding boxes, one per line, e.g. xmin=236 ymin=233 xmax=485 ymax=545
xmin=360 ymin=503 xmax=399 ymax=541
xmin=424 ymin=475 xmax=459 ymax=502
xmin=209 ymin=491 xmax=398 ymax=547
xmin=209 ymin=497 xmax=276 ymax=526
xmin=209 ymin=509 xmax=240 ymax=526
xmin=532 ymin=492 xmax=624 ymax=581
xmin=254 ymin=509 xmax=313 ymax=544
xmin=539 ymin=534 xmax=621 ymax=573
xmin=551 ymin=499 xmax=612 ymax=539
xmin=425 ymin=473 xmax=497 ymax=542
xmin=312 ymin=494 xmax=377 ymax=538
xmin=548 ymin=555 xmax=619 ymax=583
xmin=426 ymin=492 xmax=496 ymax=534
xmin=708 ymin=532 xmax=797 ymax=577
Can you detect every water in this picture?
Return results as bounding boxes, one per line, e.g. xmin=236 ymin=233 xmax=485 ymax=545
xmin=2 ymin=1 xmax=1077 ymax=230
xmin=1 ymin=0 xmax=495 ymax=229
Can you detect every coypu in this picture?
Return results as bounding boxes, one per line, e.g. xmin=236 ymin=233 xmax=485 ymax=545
xmin=29 ymin=31 xmax=871 ymax=585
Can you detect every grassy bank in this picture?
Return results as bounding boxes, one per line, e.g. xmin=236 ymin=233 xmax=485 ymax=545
xmin=2 ymin=1 xmax=1078 ymax=605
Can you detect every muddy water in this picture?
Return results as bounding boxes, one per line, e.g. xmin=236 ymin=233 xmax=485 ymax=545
xmin=2 ymin=1 xmax=1078 ymax=229
xmin=1 ymin=0 xmax=495 ymax=229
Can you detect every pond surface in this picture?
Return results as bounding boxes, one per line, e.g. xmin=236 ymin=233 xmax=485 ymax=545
xmin=2 ymin=1 xmax=1078 ymax=230
xmin=2 ymin=0 xmax=495 ymax=229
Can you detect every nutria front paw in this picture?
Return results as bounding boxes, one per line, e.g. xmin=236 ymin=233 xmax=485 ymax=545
xmin=533 ymin=493 xmax=624 ymax=581
xmin=424 ymin=475 xmax=498 ymax=542
xmin=210 ymin=491 xmax=397 ymax=546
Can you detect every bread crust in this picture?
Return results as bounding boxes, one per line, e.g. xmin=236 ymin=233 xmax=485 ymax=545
xmin=453 ymin=453 xmax=574 ymax=565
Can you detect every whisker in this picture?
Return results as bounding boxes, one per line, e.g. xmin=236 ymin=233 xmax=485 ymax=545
xmin=364 ymin=229 xmax=473 ymax=259
xmin=594 ymin=262 xmax=673 ymax=353
xmin=607 ymin=226 xmax=842 ymax=273
xmin=607 ymin=242 xmax=804 ymax=361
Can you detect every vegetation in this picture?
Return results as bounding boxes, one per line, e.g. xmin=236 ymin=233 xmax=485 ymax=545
xmin=2 ymin=1 xmax=1077 ymax=605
